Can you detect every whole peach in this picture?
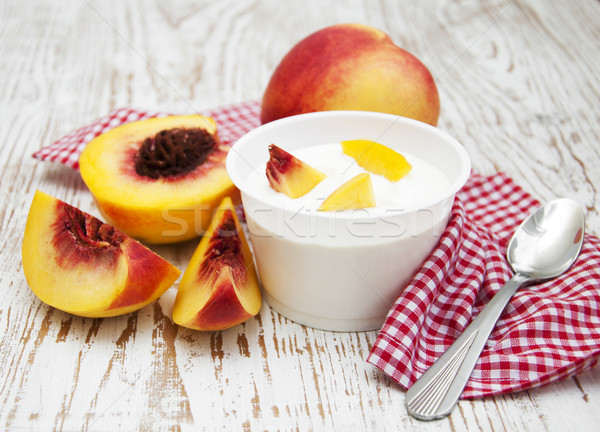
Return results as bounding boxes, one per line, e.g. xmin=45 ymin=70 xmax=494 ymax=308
xmin=260 ymin=23 xmax=440 ymax=126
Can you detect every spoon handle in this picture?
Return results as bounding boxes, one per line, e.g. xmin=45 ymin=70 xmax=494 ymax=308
xmin=405 ymin=273 xmax=528 ymax=421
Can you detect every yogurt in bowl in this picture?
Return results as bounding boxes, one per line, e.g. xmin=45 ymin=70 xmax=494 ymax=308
xmin=247 ymin=142 xmax=452 ymax=217
xmin=226 ymin=111 xmax=470 ymax=331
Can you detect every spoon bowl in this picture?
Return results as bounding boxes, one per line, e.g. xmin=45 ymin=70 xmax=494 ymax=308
xmin=508 ymin=198 xmax=585 ymax=280
xmin=406 ymin=198 xmax=585 ymax=421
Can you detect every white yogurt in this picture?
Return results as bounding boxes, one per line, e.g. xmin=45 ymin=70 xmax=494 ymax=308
xmin=247 ymin=142 xmax=451 ymax=215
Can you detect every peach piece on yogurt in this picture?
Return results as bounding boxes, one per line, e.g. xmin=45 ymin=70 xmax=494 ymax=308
xmin=318 ymin=173 xmax=376 ymax=212
xmin=21 ymin=190 xmax=180 ymax=318
xmin=265 ymin=144 xmax=326 ymax=198
xmin=341 ymin=139 xmax=412 ymax=182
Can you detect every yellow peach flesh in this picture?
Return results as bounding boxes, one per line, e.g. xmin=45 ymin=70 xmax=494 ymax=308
xmin=318 ymin=173 xmax=376 ymax=211
xmin=341 ymin=139 xmax=412 ymax=182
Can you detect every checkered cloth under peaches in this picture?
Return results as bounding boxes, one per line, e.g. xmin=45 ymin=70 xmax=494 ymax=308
xmin=33 ymin=101 xmax=600 ymax=398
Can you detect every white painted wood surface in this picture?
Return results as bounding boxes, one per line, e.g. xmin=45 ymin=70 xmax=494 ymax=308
xmin=1 ymin=0 xmax=599 ymax=430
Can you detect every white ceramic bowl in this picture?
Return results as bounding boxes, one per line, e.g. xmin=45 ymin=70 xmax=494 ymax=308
xmin=226 ymin=111 xmax=470 ymax=331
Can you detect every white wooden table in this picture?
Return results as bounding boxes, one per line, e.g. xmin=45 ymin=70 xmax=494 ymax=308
xmin=2 ymin=0 xmax=599 ymax=430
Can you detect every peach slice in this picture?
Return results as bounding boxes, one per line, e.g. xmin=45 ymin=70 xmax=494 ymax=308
xmin=21 ymin=190 xmax=180 ymax=318
xmin=266 ymin=144 xmax=326 ymax=198
xmin=172 ymin=197 xmax=261 ymax=331
xmin=79 ymin=115 xmax=239 ymax=244
xmin=318 ymin=173 xmax=376 ymax=211
xmin=341 ymin=139 xmax=412 ymax=182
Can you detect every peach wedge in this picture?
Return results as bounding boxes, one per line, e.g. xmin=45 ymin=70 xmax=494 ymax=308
xmin=318 ymin=173 xmax=376 ymax=211
xmin=341 ymin=139 xmax=411 ymax=182
xmin=266 ymin=144 xmax=326 ymax=198
xmin=21 ymin=191 xmax=181 ymax=318
xmin=79 ymin=115 xmax=239 ymax=244
xmin=172 ymin=197 xmax=261 ymax=331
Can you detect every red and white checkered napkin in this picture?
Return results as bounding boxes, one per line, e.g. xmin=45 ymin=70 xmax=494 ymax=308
xmin=32 ymin=100 xmax=261 ymax=169
xmin=368 ymin=172 xmax=600 ymax=398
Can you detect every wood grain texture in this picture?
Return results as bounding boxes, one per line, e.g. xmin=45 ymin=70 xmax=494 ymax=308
xmin=1 ymin=0 xmax=599 ymax=430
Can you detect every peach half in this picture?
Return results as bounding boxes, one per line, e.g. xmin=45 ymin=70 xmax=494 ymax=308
xmin=266 ymin=144 xmax=326 ymax=198
xmin=79 ymin=115 xmax=239 ymax=244
xmin=21 ymin=190 xmax=181 ymax=318
xmin=172 ymin=197 xmax=261 ymax=331
xmin=318 ymin=173 xmax=376 ymax=212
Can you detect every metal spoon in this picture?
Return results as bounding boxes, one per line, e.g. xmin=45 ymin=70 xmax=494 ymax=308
xmin=405 ymin=198 xmax=585 ymax=421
